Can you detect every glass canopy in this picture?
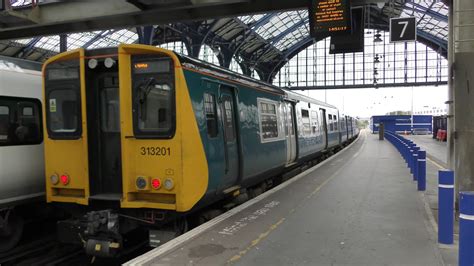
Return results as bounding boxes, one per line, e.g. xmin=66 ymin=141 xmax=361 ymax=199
xmin=2 ymin=0 xmax=449 ymax=84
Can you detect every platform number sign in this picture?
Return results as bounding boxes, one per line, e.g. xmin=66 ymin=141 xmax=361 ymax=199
xmin=390 ymin=17 xmax=417 ymax=43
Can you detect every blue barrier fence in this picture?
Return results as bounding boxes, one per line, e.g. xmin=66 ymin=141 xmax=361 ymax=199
xmin=383 ymin=131 xmax=426 ymax=191
xmin=384 ymin=131 xmax=474 ymax=263
xmin=438 ymin=170 xmax=454 ymax=245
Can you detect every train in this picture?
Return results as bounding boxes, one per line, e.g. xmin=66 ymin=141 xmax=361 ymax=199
xmin=0 ymin=56 xmax=44 ymax=252
xmin=42 ymin=44 xmax=359 ymax=257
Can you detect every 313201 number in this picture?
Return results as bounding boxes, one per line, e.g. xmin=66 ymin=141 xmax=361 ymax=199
xmin=140 ymin=147 xmax=171 ymax=156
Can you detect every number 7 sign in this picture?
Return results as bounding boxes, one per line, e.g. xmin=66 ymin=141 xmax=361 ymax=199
xmin=390 ymin=17 xmax=417 ymax=43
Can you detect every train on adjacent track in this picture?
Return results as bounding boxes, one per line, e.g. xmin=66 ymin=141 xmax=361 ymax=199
xmin=0 ymin=56 xmax=44 ymax=252
xmin=42 ymin=44 xmax=359 ymax=257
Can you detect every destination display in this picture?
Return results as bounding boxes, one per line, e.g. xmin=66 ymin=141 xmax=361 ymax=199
xmin=133 ymin=60 xmax=171 ymax=74
xmin=47 ymin=67 xmax=79 ymax=80
xmin=310 ymin=0 xmax=351 ymax=37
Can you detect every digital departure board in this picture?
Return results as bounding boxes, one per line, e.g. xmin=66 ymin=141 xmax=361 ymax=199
xmin=310 ymin=0 xmax=351 ymax=37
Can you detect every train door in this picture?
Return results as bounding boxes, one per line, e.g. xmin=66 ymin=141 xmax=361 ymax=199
xmin=319 ymin=108 xmax=328 ymax=149
xmin=218 ymin=86 xmax=239 ymax=191
xmin=87 ymin=72 xmax=122 ymax=197
xmin=336 ymin=113 xmax=341 ymax=144
xmin=349 ymin=117 xmax=353 ymax=137
xmin=284 ymin=102 xmax=296 ymax=165
xmin=345 ymin=116 xmax=349 ymax=140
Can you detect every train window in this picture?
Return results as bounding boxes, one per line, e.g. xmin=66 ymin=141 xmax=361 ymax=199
xmin=45 ymin=58 xmax=81 ymax=139
xmin=0 ymin=106 xmax=9 ymax=143
xmin=132 ymin=56 xmax=175 ymax=139
xmin=259 ymin=101 xmax=279 ymax=140
xmin=311 ymin=111 xmax=319 ymax=134
xmin=301 ymin=109 xmax=311 ymax=136
xmin=203 ymin=93 xmax=218 ymax=138
xmin=22 ymin=107 xmax=33 ymax=116
xmin=100 ymin=87 xmax=120 ymax=133
xmin=328 ymin=115 xmax=334 ymax=131
xmin=137 ymin=83 xmax=172 ymax=132
xmin=0 ymin=97 xmax=42 ymax=146
xmin=48 ymin=89 xmax=79 ymax=133
xmin=334 ymin=116 xmax=338 ymax=130
xmin=222 ymin=96 xmax=235 ymax=141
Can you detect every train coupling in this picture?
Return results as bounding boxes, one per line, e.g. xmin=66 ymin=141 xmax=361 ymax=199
xmin=85 ymin=239 xmax=121 ymax=258
xmin=58 ymin=209 xmax=122 ymax=257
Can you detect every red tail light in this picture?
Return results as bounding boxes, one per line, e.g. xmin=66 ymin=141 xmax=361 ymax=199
xmin=151 ymin=178 xmax=161 ymax=189
xmin=60 ymin=174 xmax=70 ymax=185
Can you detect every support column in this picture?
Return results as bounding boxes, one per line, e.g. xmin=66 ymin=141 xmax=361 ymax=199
xmin=137 ymin=26 xmax=155 ymax=45
xmin=454 ymin=0 xmax=474 ymax=192
xmin=447 ymin=0 xmax=455 ymax=171
xmin=59 ymin=34 xmax=67 ymax=53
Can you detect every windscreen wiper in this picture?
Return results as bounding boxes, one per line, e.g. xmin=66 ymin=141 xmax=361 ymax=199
xmin=138 ymin=77 xmax=156 ymax=120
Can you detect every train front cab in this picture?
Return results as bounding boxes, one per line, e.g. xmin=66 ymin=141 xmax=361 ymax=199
xmin=42 ymin=45 xmax=209 ymax=252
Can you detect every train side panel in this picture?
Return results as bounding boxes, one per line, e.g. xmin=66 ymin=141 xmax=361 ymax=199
xmin=0 ymin=67 xmax=44 ymax=207
xmin=183 ymin=69 xmax=287 ymax=195
xmin=326 ymin=108 xmax=340 ymax=148
xmin=294 ymin=101 xmax=325 ymax=159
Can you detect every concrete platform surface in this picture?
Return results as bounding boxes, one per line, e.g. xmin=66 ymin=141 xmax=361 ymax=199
xmin=405 ymin=135 xmax=447 ymax=167
xmin=127 ymin=131 xmax=446 ymax=266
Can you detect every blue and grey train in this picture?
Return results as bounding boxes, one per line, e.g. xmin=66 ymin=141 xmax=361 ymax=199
xmin=42 ymin=45 xmax=359 ymax=256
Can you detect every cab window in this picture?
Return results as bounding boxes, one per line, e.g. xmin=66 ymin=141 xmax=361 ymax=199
xmin=44 ymin=59 xmax=81 ymax=139
xmin=132 ymin=56 xmax=175 ymax=139
xmin=48 ymin=89 xmax=78 ymax=133
xmin=137 ymin=83 xmax=172 ymax=132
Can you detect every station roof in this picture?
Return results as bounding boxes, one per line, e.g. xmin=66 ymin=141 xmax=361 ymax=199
xmin=0 ymin=0 xmax=449 ymax=81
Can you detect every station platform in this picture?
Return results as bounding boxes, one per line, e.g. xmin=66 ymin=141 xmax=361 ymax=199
xmin=405 ymin=134 xmax=448 ymax=167
xmin=126 ymin=130 xmax=454 ymax=265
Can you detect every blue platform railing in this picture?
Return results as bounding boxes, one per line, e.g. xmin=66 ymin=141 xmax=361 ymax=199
xmin=383 ymin=130 xmax=426 ymax=191
xmin=384 ymin=131 xmax=474 ymax=264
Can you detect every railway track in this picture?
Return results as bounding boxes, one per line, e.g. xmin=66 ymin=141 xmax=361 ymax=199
xmin=0 ymin=234 xmax=152 ymax=265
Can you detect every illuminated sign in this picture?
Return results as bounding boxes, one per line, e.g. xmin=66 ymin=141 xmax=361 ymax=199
xmin=132 ymin=60 xmax=171 ymax=74
xmin=310 ymin=0 xmax=351 ymax=37
xmin=134 ymin=63 xmax=149 ymax=69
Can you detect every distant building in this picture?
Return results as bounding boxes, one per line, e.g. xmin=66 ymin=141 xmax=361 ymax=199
xmin=370 ymin=115 xmax=432 ymax=134
xmin=413 ymin=106 xmax=447 ymax=116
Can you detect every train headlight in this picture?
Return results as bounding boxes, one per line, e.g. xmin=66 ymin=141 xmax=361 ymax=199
xmin=164 ymin=178 xmax=174 ymax=190
xmin=88 ymin=59 xmax=98 ymax=69
xmin=50 ymin=174 xmax=59 ymax=185
xmin=151 ymin=178 xmax=161 ymax=190
xmin=60 ymin=174 xmax=70 ymax=185
xmin=136 ymin=176 xmax=148 ymax=190
xmin=104 ymin=58 xmax=115 ymax=68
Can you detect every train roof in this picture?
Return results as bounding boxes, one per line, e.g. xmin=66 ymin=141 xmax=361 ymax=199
xmin=0 ymin=55 xmax=41 ymax=72
xmin=176 ymin=53 xmax=285 ymax=96
xmin=283 ymin=89 xmax=338 ymax=110
xmin=175 ymin=52 xmax=339 ymax=110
